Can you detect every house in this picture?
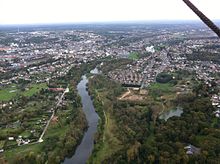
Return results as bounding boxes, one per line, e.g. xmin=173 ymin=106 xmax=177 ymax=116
xmin=8 ymin=137 xmax=14 ymax=141
xmin=212 ymin=102 xmax=219 ymax=106
xmin=184 ymin=144 xmax=200 ymax=155
xmin=214 ymin=110 xmax=220 ymax=118
xmin=16 ymin=136 xmax=30 ymax=146
xmin=186 ymin=150 xmax=194 ymax=155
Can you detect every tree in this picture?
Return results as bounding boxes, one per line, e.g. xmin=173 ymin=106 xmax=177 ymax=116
xmin=156 ymin=72 xmax=173 ymax=83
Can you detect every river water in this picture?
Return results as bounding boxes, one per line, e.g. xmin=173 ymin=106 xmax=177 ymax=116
xmin=64 ymin=75 xmax=99 ymax=164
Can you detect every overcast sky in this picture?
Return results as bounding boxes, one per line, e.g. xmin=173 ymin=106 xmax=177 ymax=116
xmin=0 ymin=0 xmax=219 ymax=24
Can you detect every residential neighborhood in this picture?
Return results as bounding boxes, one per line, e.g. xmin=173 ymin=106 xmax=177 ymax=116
xmin=0 ymin=24 xmax=220 ymax=162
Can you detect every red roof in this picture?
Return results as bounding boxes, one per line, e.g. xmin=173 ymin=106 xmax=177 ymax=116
xmin=0 ymin=47 xmax=10 ymax=51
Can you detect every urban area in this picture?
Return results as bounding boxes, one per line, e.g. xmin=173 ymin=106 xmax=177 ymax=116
xmin=0 ymin=23 xmax=220 ymax=163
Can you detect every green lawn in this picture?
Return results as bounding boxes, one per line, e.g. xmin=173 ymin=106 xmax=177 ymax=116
xmin=128 ymin=52 xmax=139 ymax=60
xmin=0 ymin=83 xmax=47 ymax=101
xmin=0 ymin=85 xmax=18 ymax=101
xmin=0 ymin=128 xmax=23 ymax=137
xmin=5 ymin=141 xmax=17 ymax=147
xmin=22 ymin=83 xmax=47 ymax=97
xmin=20 ymin=131 xmax=32 ymax=138
xmin=148 ymin=83 xmax=174 ymax=97
xmin=149 ymin=82 xmax=173 ymax=91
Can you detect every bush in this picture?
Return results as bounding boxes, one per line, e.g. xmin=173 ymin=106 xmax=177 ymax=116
xmin=156 ymin=73 xmax=172 ymax=83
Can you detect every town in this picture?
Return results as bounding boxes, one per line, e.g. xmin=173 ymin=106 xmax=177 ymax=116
xmin=0 ymin=23 xmax=220 ymax=163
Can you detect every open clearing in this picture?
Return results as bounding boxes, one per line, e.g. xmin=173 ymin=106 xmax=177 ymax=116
xmin=118 ymin=88 xmax=145 ymax=101
xmin=0 ymin=83 xmax=47 ymax=101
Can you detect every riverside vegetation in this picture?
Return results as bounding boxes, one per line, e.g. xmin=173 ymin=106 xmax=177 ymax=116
xmin=1 ymin=59 xmax=220 ymax=163
xmin=87 ymin=60 xmax=220 ymax=163
xmin=0 ymin=62 xmax=98 ymax=164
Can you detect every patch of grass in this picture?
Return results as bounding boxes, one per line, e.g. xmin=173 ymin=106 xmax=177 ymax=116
xmin=90 ymin=90 xmax=122 ymax=163
xmin=0 ymin=83 xmax=47 ymax=101
xmin=148 ymin=83 xmax=174 ymax=100
xmin=20 ymin=131 xmax=32 ymax=138
xmin=92 ymin=111 xmax=122 ymax=163
xmin=22 ymin=83 xmax=47 ymax=97
xmin=0 ymin=140 xmax=5 ymax=149
xmin=0 ymin=128 xmax=23 ymax=137
xmin=5 ymin=141 xmax=17 ymax=147
xmin=44 ymin=109 xmax=72 ymax=139
xmin=128 ymin=52 xmax=139 ymax=60
xmin=0 ymin=85 xmax=18 ymax=101
xmin=45 ymin=124 xmax=68 ymax=139
xmin=149 ymin=83 xmax=173 ymax=93
xmin=24 ymin=100 xmax=49 ymax=112
xmin=4 ymin=142 xmax=44 ymax=163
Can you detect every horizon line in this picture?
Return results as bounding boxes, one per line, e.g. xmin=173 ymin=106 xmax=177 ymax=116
xmin=1 ymin=19 xmax=220 ymax=26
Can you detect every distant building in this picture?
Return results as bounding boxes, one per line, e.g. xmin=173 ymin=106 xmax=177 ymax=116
xmin=184 ymin=144 xmax=200 ymax=155
xmin=146 ymin=46 xmax=155 ymax=53
xmin=8 ymin=137 xmax=14 ymax=141
xmin=214 ymin=110 xmax=220 ymax=118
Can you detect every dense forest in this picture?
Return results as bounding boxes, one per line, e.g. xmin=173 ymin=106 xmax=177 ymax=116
xmin=88 ymin=73 xmax=220 ymax=163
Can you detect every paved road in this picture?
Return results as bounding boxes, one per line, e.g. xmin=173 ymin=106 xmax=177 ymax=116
xmin=141 ymin=51 xmax=169 ymax=89
xmin=38 ymin=87 xmax=69 ymax=142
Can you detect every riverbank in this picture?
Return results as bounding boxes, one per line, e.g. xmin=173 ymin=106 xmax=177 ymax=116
xmin=87 ymin=76 xmax=122 ymax=163
xmin=85 ymin=70 xmax=220 ymax=163
xmin=1 ymin=63 xmax=99 ymax=164
xmin=64 ymin=75 xmax=99 ymax=164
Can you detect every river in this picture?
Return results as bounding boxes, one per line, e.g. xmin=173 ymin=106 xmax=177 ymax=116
xmin=64 ymin=74 xmax=99 ymax=164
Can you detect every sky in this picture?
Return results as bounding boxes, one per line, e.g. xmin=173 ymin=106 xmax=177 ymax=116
xmin=0 ymin=0 xmax=219 ymax=24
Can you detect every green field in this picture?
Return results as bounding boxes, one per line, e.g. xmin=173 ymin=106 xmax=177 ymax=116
xmin=22 ymin=83 xmax=47 ymax=97
xmin=149 ymin=83 xmax=173 ymax=93
xmin=19 ymin=131 xmax=32 ymax=138
xmin=128 ymin=52 xmax=139 ymax=60
xmin=0 ymin=83 xmax=47 ymax=101
xmin=0 ymin=85 xmax=17 ymax=101
xmin=4 ymin=143 xmax=44 ymax=163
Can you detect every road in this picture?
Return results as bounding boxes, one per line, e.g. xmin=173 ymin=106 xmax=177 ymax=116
xmin=141 ymin=58 xmax=155 ymax=88
xmin=141 ymin=50 xmax=170 ymax=89
xmin=38 ymin=87 xmax=69 ymax=143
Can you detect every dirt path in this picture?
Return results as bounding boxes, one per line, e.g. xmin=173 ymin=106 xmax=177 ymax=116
xmin=119 ymin=88 xmax=131 ymax=100
xmin=103 ymin=110 xmax=108 ymax=142
xmin=159 ymin=103 xmax=165 ymax=115
xmin=95 ymin=89 xmax=107 ymax=142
